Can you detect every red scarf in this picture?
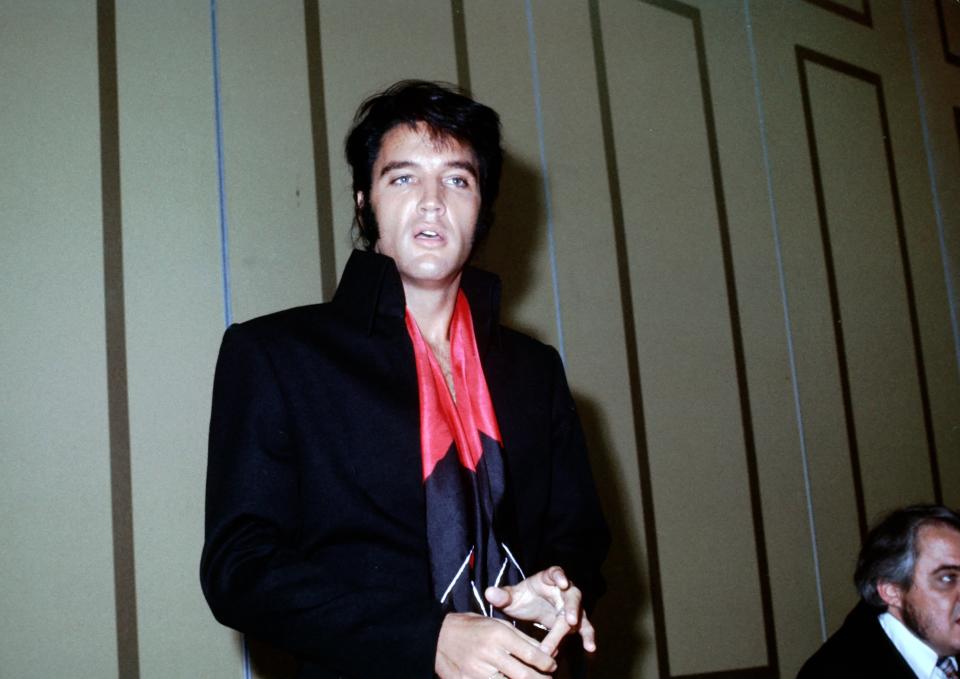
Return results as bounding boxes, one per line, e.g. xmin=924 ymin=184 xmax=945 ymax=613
xmin=405 ymin=291 xmax=523 ymax=614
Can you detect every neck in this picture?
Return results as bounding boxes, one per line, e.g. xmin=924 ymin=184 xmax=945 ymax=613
xmin=402 ymin=275 xmax=462 ymax=345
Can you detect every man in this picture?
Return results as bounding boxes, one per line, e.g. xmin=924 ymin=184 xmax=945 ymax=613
xmin=799 ymin=505 xmax=960 ymax=678
xmin=200 ymin=81 xmax=609 ymax=678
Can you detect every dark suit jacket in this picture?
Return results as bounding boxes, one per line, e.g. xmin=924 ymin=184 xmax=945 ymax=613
xmin=200 ymin=250 xmax=609 ymax=678
xmin=798 ymin=602 xmax=922 ymax=678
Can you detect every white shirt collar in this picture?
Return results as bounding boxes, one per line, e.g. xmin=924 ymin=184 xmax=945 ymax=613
xmin=878 ymin=610 xmax=952 ymax=679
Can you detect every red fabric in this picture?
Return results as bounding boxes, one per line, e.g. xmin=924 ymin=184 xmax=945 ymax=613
xmin=405 ymin=291 xmax=502 ymax=481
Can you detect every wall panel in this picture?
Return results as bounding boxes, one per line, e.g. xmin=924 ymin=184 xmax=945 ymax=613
xmin=0 ymin=2 xmax=119 ymax=677
xmin=870 ymin=1 xmax=960 ymax=525
xmin=937 ymin=0 xmax=960 ymax=64
xmin=749 ymin=0 xmax=960 ymax=655
xmin=531 ymin=1 xmax=653 ymax=676
xmin=803 ymin=0 xmax=872 ymax=27
xmin=748 ymin=3 xmax=867 ymax=637
xmin=115 ymin=2 xmax=236 ymax=677
xmin=218 ymin=1 xmax=323 ymax=324
xmin=904 ymin=0 xmax=960 ymax=509
xmin=598 ymin=0 xmax=773 ymax=674
xmin=318 ymin=0 xmax=459 ymax=280
xmin=697 ymin=3 xmax=827 ymax=673
xmin=800 ymin=53 xmax=936 ymax=518
xmin=465 ymin=0 xmax=560 ymax=345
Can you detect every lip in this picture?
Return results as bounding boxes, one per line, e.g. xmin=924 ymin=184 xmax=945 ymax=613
xmin=412 ymin=225 xmax=447 ymax=246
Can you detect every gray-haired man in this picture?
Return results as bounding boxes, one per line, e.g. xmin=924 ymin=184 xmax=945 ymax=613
xmin=799 ymin=505 xmax=960 ymax=678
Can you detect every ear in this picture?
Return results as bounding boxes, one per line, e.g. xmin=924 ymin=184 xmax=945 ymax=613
xmin=877 ymin=580 xmax=905 ymax=610
xmin=355 ymin=191 xmax=365 ymax=210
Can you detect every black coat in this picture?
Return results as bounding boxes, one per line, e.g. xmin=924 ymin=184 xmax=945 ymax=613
xmin=200 ymin=250 xmax=609 ymax=678
xmin=798 ymin=602 xmax=922 ymax=678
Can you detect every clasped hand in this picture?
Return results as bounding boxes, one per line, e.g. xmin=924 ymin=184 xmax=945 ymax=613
xmin=434 ymin=566 xmax=595 ymax=679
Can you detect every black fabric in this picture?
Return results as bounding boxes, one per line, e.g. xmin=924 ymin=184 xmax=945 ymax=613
xmin=798 ymin=602 xmax=924 ymax=678
xmin=406 ymin=292 xmax=523 ymax=616
xmin=200 ymin=249 xmax=609 ymax=678
xmin=425 ymin=433 xmax=523 ymax=615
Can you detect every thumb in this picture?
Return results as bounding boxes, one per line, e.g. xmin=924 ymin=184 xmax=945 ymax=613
xmin=484 ymin=585 xmax=511 ymax=608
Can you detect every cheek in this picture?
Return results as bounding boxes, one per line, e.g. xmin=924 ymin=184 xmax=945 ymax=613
xmin=453 ymin=196 xmax=481 ymax=225
xmin=371 ymin=195 xmax=408 ymax=229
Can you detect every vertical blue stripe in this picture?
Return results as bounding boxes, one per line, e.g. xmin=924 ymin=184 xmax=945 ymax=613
xmin=744 ymin=0 xmax=827 ymax=641
xmin=901 ymin=0 xmax=960 ymax=381
xmin=210 ymin=3 xmax=246 ymax=676
xmin=211 ymin=0 xmax=234 ymax=330
xmin=524 ymin=0 xmax=566 ymax=363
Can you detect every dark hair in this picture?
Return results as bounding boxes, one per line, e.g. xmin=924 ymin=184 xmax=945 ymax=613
xmin=855 ymin=504 xmax=960 ymax=609
xmin=344 ymin=80 xmax=503 ymax=251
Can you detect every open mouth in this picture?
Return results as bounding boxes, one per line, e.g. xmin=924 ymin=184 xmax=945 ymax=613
xmin=415 ymin=229 xmax=443 ymax=240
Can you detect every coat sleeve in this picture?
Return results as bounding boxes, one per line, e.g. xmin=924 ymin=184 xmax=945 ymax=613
xmin=538 ymin=348 xmax=610 ymax=611
xmin=199 ymin=323 xmax=444 ymax=678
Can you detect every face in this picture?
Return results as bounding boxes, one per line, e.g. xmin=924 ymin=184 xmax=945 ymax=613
xmin=880 ymin=523 xmax=960 ymax=657
xmin=360 ymin=122 xmax=480 ymax=292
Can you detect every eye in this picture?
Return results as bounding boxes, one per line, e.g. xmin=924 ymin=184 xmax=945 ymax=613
xmin=446 ymin=175 xmax=470 ymax=188
xmin=934 ymin=572 xmax=958 ymax=588
xmin=390 ymin=175 xmax=414 ymax=186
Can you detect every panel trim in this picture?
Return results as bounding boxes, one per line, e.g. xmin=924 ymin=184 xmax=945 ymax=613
xmin=210 ymin=0 xmax=233 ymax=327
xmin=936 ymin=0 xmax=960 ymax=67
xmin=524 ymin=0 xmax=566 ymax=361
xmin=208 ymin=3 xmax=250 ymax=676
xmin=744 ymin=0 xmax=829 ymax=641
xmin=591 ymin=0 xmax=778 ymax=675
xmin=676 ymin=668 xmax=771 ymax=679
xmin=450 ymin=0 xmax=471 ymax=93
xmin=902 ymin=0 xmax=960 ymax=387
xmin=956 ymin=106 xmax=960 ymax=154
xmin=97 ymin=1 xmax=140 ymax=676
xmin=303 ymin=0 xmax=337 ymax=301
xmin=588 ymin=0 xmax=666 ymax=673
xmin=803 ymin=0 xmax=873 ymax=27
xmin=794 ymin=46 xmax=943 ymax=526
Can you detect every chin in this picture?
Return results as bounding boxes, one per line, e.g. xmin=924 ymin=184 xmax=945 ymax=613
xmin=399 ymin=264 xmax=459 ymax=285
xmin=409 ymin=257 xmax=463 ymax=279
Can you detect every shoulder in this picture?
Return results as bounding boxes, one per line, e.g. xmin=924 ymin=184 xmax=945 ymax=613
xmin=221 ymin=302 xmax=353 ymax=350
xmin=230 ymin=304 xmax=327 ymax=339
xmin=798 ymin=604 xmax=911 ymax=678
xmin=215 ymin=303 xmax=350 ymax=375
xmin=496 ymin=325 xmax=562 ymax=367
xmin=489 ymin=326 xmax=569 ymax=396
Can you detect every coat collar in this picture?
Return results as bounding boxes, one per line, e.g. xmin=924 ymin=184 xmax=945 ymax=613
xmin=332 ymin=249 xmax=502 ymax=355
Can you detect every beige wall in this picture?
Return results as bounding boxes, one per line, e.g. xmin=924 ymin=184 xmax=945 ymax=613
xmin=2 ymin=1 xmax=958 ymax=677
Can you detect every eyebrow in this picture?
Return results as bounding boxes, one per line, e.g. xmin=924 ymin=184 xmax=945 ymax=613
xmin=931 ymin=564 xmax=960 ymax=574
xmin=378 ymin=159 xmax=478 ymax=178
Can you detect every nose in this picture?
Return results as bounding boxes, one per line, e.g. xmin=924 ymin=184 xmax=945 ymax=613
xmin=418 ymin=182 xmax=445 ymax=216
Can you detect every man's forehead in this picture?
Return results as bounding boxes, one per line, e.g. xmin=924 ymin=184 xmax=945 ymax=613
xmin=379 ymin=122 xmax=475 ymax=159
xmin=916 ymin=523 xmax=960 ymax=564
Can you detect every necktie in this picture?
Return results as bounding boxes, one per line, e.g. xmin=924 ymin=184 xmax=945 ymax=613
xmin=938 ymin=656 xmax=959 ymax=679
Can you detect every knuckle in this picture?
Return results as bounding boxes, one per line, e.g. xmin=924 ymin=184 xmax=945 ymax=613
xmin=515 ymin=667 xmax=535 ymax=679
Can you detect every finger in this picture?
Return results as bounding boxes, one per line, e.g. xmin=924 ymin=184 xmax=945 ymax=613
xmin=495 ymin=623 xmax=557 ymax=674
xmin=484 ymin=585 xmax=512 ymax=609
xmin=578 ymin=611 xmax=597 ymax=653
xmin=541 ymin=566 xmax=569 ymax=590
xmin=558 ymin=584 xmax=583 ymax=626
xmin=538 ymin=617 xmax=571 ymax=657
xmin=499 ymin=652 xmax=552 ymax=679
